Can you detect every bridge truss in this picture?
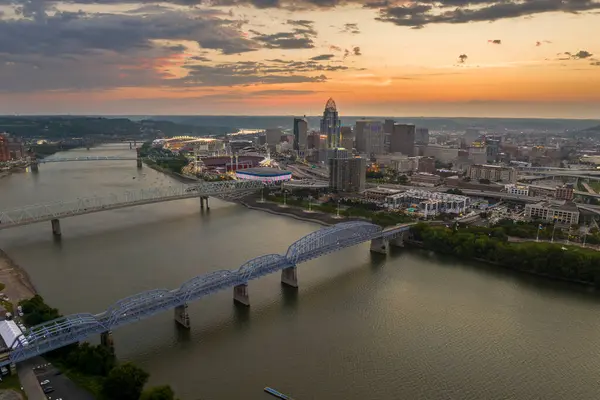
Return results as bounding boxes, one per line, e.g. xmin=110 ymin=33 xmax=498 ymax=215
xmin=37 ymin=156 xmax=139 ymax=163
xmin=5 ymin=221 xmax=417 ymax=365
xmin=0 ymin=180 xmax=267 ymax=230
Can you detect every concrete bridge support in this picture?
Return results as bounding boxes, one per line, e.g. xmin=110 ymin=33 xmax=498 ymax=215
xmin=281 ymin=266 xmax=298 ymax=288
xmin=233 ymin=284 xmax=250 ymax=306
xmin=390 ymin=232 xmax=405 ymax=248
xmin=31 ymin=162 xmax=39 ymax=172
xmin=200 ymin=196 xmax=210 ymax=210
xmin=100 ymin=331 xmax=115 ymax=354
xmin=51 ymin=219 xmax=61 ymax=236
xmin=370 ymin=237 xmax=389 ymax=254
xmin=174 ymin=304 xmax=191 ymax=329
xmin=136 ymin=158 xmax=143 ymax=168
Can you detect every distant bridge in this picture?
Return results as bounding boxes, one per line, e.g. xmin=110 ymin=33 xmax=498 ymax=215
xmin=3 ymin=221 xmax=414 ymax=366
xmin=37 ymin=156 xmax=138 ymax=164
xmin=0 ymin=180 xmax=268 ymax=234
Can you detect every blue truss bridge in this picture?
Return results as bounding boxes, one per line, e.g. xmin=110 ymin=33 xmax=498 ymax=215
xmin=3 ymin=221 xmax=414 ymax=367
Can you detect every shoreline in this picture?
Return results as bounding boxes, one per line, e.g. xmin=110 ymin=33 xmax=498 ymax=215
xmin=0 ymin=248 xmax=37 ymax=303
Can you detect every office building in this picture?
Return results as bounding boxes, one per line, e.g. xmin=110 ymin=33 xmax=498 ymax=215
xmin=293 ymin=117 xmax=308 ymax=152
xmin=467 ymin=164 xmax=517 ymax=183
xmin=385 ymin=189 xmax=469 ymax=217
xmin=416 ymin=127 xmax=429 ymax=145
xmin=417 ymin=156 xmax=436 ymax=174
xmin=265 ymin=128 xmax=283 ymax=149
xmin=423 ymin=144 xmax=459 ymax=163
xmin=468 ymin=146 xmax=487 ymax=164
xmin=340 ymin=126 xmax=354 ymax=150
xmin=525 ymin=200 xmax=579 ymax=225
xmin=384 ymin=119 xmax=395 ymax=134
xmin=555 ymin=183 xmax=574 ymax=201
xmin=320 ymin=98 xmax=341 ymax=149
xmin=355 ymin=119 xmax=384 ymax=156
xmin=329 ymin=152 xmax=366 ymax=192
xmin=390 ymin=124 xmax=415 ymax=156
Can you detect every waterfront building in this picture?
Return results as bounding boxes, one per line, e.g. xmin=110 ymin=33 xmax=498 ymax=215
xmin=385 ymin=189 xmax=469 ymax=217
xmin=293 ymin=117 xmax=308 ymax=153
xmin=329 ymin=151 xmax=366 ymax=192
xmin=355 ymin=119 xmax=385 ymax=156
xmin=0 ymin=133 xmax=24 ymax=161
xmin=524 ymin=200 xmax=580 ymax=225
xmin=390 ymin=124 xmax=415 ymax=156
xmin=320 ymin=98 xmax=341 ymax=149
xmin=467 ymin=164 xmax=517 ymax=183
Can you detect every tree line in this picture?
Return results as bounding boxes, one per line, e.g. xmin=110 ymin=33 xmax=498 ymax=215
xmin=19 ymin=295 xmax=178 ymax=400
xmin=410 ymin=224 xmax=600 ymax=286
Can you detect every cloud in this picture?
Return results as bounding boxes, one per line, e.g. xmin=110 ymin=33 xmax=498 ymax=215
xmin=251 ymin=89 xmax=317 ymax=95
xmin=352 ymin=46 xmax=362 ymax=56
xmin=252 ymin=31 xmax=315 ymax=49
xmin=286 ymin=19 xmax=314 ymax=28
xmin=591 ymin=61 xmax=600 ymax=66
xmin=488 ymin=39 xmax=502 ymax=44
xmin=571 ymin=50 xmax=593 ymax=59
xmin=329 ymin=45 xmax=343 ymax=52
xmin=536 ymin=40 xmax=552 ymax=46
xmin=310 ymin=54 xmax=335 ymax=60
xmin=341 ymin=23 xmax=360 ymax=34
xmin=458 ymin=54 xmax=468 ymax=63
xmin=374 ymin=0 xmax=600 ymax=28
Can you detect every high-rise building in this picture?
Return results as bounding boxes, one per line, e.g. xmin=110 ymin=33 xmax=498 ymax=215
xmin=355 ymin=119 xmax=384 ymax=156
xmin=340 ymin=126 xmax=354 ymax=150
xmin=320 ymin=98 xmax=341 ymax=149
xmin=416 ymin=127 xmax=430 ymax=145
xmin=467 ymin=164 xmax=516 ymax=183
xmin=329 ymin=154 xmax=366 ymax=192
xmin=390 ymin=124 xmax=415 ymax=156
xmin=265 ymin=128 xmax=283 ymax=148
xmin=384 ymin=119 xmax=395 ymax=134
xmin=293 ymin=117 xmax=308 ymax=152
xmin=0 ymin=133 xmax=24 ymax=161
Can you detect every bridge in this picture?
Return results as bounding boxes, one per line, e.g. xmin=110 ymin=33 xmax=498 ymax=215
xmin=3 ymin=221 xmax=413 ymax=367
xmin=37 ymin=156 xmax=138 ymax=164
xmin=0 ymin=180 xmax=268 ymax=235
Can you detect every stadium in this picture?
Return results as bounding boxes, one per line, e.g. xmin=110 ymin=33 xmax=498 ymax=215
xmin=235 ymin=167 xmax=292 ymax=183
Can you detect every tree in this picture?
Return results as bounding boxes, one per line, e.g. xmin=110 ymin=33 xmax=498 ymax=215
xmin=102 ymin=362 xmax=149 ymax=400
xmin=479 ymin=178 xmax=491 ymax=184
xmin=140 ymin=385 xmax=176 ymax=400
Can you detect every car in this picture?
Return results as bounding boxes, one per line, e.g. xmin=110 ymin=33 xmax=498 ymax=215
xmin=42 ymin=386 xmax=54 ymax=393
xmin=40 ymin=379 xmax=50 ymax=385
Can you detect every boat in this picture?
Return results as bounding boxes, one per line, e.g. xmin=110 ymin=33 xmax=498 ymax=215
xmin=264 ymin=387 xmax=293 ymax=399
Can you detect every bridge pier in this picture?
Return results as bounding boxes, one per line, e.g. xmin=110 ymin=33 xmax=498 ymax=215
xmin=370 ymin=237 xmax=389 ymax=254
xmin=390 ymin=232 xmax=405 ymax=248
xmin=51 ymin=219 xmax=61 ymax=236
xmin=31 ymin=162 xmax=39 ymax=172
xmin=200 ymin=196 xmax=209 ymax=210
xmin=233 ymin=284 xmax=250 ymax=306
xmin=281 ymin=266 xmax=298 ymax=288
xmin=174 ymin=304 xmax=191 ymax=329
xmin=137 ymin=158 xmax=143 ymax=168
xmin=100 ymin=331 xmax=115 ymax=354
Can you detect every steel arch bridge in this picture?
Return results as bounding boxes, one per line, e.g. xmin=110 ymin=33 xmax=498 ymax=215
xmin=4 ymin=221 xmax=416 ymax=366
xmin=0 ymin=180 xmax=269 ymax=230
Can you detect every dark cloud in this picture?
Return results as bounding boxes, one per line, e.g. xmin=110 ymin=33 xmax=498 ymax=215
xmin=341 ymin=23 xmax=360 ymax=34
xmin=458 ymin=54 xmax=468 ymax=63
xmin=572 ymin=50 xmax=593 ymax=59
xmin=286 ymin=19 xmax=314 ymax=28
xmin=488 ymin=39 xmax=501 ymax=44
xmin=310 ymin=54 xmax=335 ymax=60
xmin=329 ymin=45 xmax=343 ymax=51
xmin=375 ymin=0 xmax=600 ymax=28
xmin=536 ymin=40 xmax=552 ymax=46
xmin=252 ymin=31 xmax=315 ymax=49
xmin=352 ymin=46 xmax=361 ymax=56
xmin=251 ymin=89 xmax=317 ymax=95
xmin=591 ymin=61 xmax=600 ymax=66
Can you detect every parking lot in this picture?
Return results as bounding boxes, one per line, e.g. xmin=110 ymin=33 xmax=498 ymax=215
xmin=33 ymin=362 xmax=95 ymax=400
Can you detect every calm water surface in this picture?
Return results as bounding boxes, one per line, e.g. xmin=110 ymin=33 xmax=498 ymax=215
xmin=1 ymin=144 xmax=600 ymax=400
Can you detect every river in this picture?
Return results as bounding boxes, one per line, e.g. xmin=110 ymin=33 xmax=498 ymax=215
xmin=2 ymin=144 xmax=600 ymax=400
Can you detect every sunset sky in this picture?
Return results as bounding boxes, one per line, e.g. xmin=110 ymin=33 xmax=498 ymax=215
xmin=0 ymin=0 xmax=599 ymax=117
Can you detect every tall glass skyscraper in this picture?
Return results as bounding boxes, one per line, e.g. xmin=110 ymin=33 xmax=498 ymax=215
xmin=320 ymin=98 xmax=341 ymax=149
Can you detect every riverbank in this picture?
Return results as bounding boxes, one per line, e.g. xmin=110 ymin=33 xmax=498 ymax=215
xmin=0 ymin=248 xmax=37 ymax=303
xmin=143 ymin=160 xmax=199 ymax=184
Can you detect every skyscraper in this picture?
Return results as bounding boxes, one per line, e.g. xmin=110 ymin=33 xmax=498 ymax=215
xmin=329 ymin=154 xmax=366 ymax=192
xmin=293 ymin=117 xmax=308 ymax=152
xmin=416 ymin=127 xmax=430 ymax=145
xmin=390 ymin=124 xmax=416 ymax=156
xmin=355 ymin=119 xmax=384 ymax=156
xmin=320 ymin=98 xmax=341 ymax=149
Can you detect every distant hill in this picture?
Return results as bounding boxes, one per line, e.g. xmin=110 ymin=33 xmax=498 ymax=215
xmin=0 ymin=116 xmax=233 ymax=139
xmin=138 ymin=115 xmax=600 ymax=133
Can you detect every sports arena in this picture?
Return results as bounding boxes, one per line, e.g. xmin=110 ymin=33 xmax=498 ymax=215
xmin=235 ymin=167 xmax=292 ymax=183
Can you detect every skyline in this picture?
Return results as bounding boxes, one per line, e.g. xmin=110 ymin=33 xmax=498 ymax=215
xmin=0 ymin=0 xmax=599 ymax=117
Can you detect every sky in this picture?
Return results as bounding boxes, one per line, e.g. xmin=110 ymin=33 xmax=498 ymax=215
xmin=0 ymin=0 xmax=599 ymax=118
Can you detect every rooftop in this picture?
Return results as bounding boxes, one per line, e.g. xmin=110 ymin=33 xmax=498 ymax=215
xmin=236 ymin=167 xmax=292 ymax=177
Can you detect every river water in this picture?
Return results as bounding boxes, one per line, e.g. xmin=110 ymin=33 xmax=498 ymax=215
xmin=2 ymin=144 xmax=600 ymax=400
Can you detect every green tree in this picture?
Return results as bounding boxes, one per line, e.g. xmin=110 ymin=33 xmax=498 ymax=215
xmin=140 ymin=385 xmax=176 ymax=400
xmin=102 ymin=362 xmax=149 ymax=400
